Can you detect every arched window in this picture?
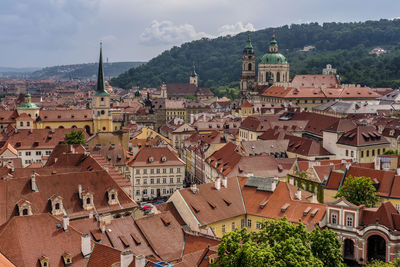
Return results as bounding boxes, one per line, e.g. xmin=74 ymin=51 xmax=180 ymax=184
xmin=55 ymin=203 xmax=60 ymax=210
xmin=86 ymin=198 xmax=91 ymax=204
xmin=331 ymin=212 xmax=337 ymax=224
xmin=58 ymin=126 xmax=64 ymax=129
xmin=23 ymin=209 xmax=28 ymax=216
xmin=277 ymin=72 xmax=281 ymax=82
xmin=248 ymin=63 xmax=252 ymax=71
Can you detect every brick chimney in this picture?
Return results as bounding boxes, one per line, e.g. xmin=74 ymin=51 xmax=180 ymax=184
xmin=120 ymin=250 xmax=133 ymax=267
xmin=135 ymin=255 xmax=146 ymax=267
xmin=31 ymin=172 xmax=38 ymax=192
xmin=63 ymin=215 xmax=69 ymax=232
xmin=78 ymin=184 xmax=82 ymax=199
xmin=215 ymin=178 xmax=221 ymax=191
xmin=295 ymin=189 xmax=302 ymax=200
xmin=81 ymin=234 xmax=91 ymax=257
xmin=222 ymin=178 xmax=227 ymax=188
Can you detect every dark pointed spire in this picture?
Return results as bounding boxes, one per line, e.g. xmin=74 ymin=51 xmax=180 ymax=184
xmin=96 ymin=42 xmax=109 ymax=95
xmin=191 ymin=63 xmax=198 ymax=77
xmin=243 ymin=33 xmax=254 ymax=54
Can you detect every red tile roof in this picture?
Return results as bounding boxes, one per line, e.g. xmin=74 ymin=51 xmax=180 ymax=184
xmin=129 ymin=147 xmax=184 ymax=167
xmin=337 ymin=125 xmax=389 ymax=147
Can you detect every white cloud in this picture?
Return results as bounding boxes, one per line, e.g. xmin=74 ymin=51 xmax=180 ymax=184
xmin=139 ymin=20 xmax=213 ymax=45
xmin=217 ymin=22 xmax=255 ymax=36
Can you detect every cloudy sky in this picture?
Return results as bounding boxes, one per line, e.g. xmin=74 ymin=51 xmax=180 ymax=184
xmin=0 ymin=0 xmax=399 ymax=68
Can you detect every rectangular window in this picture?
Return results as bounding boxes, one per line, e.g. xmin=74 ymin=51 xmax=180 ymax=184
xmin=346 ymin=150 xmax=348 ymax=157
xmin=170 ymin=168 xmax=174 ymax=173
xmin=367 ymin=150 xmax=369 ymax=157
xmin=163 ymin=178 xmax=167 ymax=184
xmin=136 ymin=169 xmax=140 ymax=175
xmin=150 ymin=178 xmax=154 ymax=184
xmin=256 ymin=222 xmax=261 ymax=229
xmin=346 ymin=214 xmax=353 ymax=227
xmin=351 ymin=151 xmax=354 ymax=157
xmin=27 ymin=122 xmax=30 ymax=126
xmin=143 ymin=189 xmax=147 ymax=195
xmin=163 ymin=168 xmax=166 ymax=173
xmin=170 ymin=178 xmax=174 ymax=184
xmin=151 ymin=189 xmax=154 ymax=195
xmin=396 ymin=204 xmax=400 ymax=210
xmin=222 ymin=224 xmax=226 ymax=234
xmin=177 ymin=168 xmax=181 ymax=173
xmin=163 ymin=188 xmax=167 ymax=194
xmin=136 ymin=190 xmax=140 ymax=196
xmin=157 ymin=178 xmax=160 ymax=184
xmin=378 ymin=149 xmax=381 ymax=155
xmin=241 ymin=219 xmax=245 ymax=229
xmin=150 ymin=169 xmax=154 ymax=174
xmin=136 ymin=179 xmax=140 ymax=185
xmin=156 ymin=169 xmax=160 ymax=174
xmin=232 ymin=222 xmax=235 ymax=231
xmin=331 ymin=212 xmax=338 ymax=225
xmin=361 ymin=151 xmax=364 ymax=158
xmin=383 ymin=148 xmax=386 ymax=153
xmin=36 ymin=151 xmax=41 ymax=156
xmin=177 ymin=177 xmax=181 ymax=183
xmin=20 ymin=122 xmax=23 ymax=127
xmin=247 ymin=219 xmax=252 ymax=228
xmin=372 ymin=149 xmax=375 ymax=156
xmin=46 ymin=150 xmax=51 ymax=155
xmin=25 ymin=151 xmax=31 ymax=156
xmin=143 ymin=179 xmax=147 ymax=185
xmin=143 ymin=169 xmax=147 ymax=174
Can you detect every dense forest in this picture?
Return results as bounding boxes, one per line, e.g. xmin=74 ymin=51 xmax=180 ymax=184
xmin=111 ymin=19 xmax=400 ymax=98
xmin=29 ymin=61 xmax=145 ymax=80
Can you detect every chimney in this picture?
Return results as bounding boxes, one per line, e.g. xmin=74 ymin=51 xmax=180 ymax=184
xmin=71 ymin=145 xmax=75 ymax=154
xmin=11 ymin=166 xmax=14 ymax=173
xmin=31 ymin=172 xmax=39 ymax=192
xmin=295 ymin=189 xmax=302 ymax=200
xmin=63 ymin=216 xmax=69 ymax=232
xmin=271 ymin=179 xmax=277 ymax=191
xmin=312 ymin=194 xmax=317 ymax=203
xmin=89 ymin=211 xmax=93 ymax=218
xmin=78 ymin=184 xmax=82 ymax=199
xmin=120 ymin=250 xmax=134 ymax=267
xmin=135 ymin=255 xmax=146 ymax=267
xmin=190 ymin=183 xmax=198 ymax=194
xmin=222 ymin=177 xmax=227 ymax=188
xmin=81 ymin=234 xmax=91 ymax=257
xmin=397 ymin=168 xmax=400 ymax=176
xmin=215 ymin=178 xmax=221 ymax=191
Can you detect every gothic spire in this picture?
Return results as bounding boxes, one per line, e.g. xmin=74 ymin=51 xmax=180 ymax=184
xmin=96 ymin=42 xmax=109 ymax=95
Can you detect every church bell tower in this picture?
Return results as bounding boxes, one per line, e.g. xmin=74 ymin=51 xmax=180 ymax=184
xmin=240 ymin=35 xmax=256 ymax=103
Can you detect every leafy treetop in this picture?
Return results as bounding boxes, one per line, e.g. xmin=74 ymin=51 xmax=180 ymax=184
xmin=64 ymin=130 xmax=85 ymax=145
xmin=335 ymin=175 xmax=379 ymax=207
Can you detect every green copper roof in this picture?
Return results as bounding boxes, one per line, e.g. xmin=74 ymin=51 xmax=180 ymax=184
xmin=18 ymin=102 xmax=39 ymax=109
xmin=260 ymin=34 xmax=288 ymax=64
xmin=260 ymin=53 xmax=288 ymax=64
xmin=243 ymin=34 xmax=254 ymax=54
xmin=95 ymin=42 xmax=109 ymax=96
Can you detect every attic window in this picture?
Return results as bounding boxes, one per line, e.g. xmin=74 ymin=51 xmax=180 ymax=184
xmin=208 ymin=201 xmax=216 ymax=209
xmin=119 ymin=236 xmax=130 ymax=248
xmin=311 ymin=208 xmax=319 ymax=217
xmin=131 ymin=233 xmax=141 ymax=245
xmin=161 ymin=156 xmax=167 ymax=162
xmin=259 ymin=199 xmax=268 ymax=209
xmin=57 ymin=115 xmax=61 ymax=118
xmin=281 ymin=203 xmax=290 ymax=213
xmin=223 ymin=198 xmax=231 ymax=206
xmin=62 ymin=252 xmax=72 ymax=265
xmin=148 ymin=157 xmax=154 ymax=163
xmin=44 ymin=116 xmax=48 ymax=119
xmin=16 ymin=142 xmax=21 ymax=147
xmin=33 ymin=141 xmax=39 ymax=147
xmin=303 ymin=207 xmax=311 ymax=216
xmin=161 ymin=215 xmax=171 ymax=226
xmin=191 ymin=204 xmax=200 ymax=213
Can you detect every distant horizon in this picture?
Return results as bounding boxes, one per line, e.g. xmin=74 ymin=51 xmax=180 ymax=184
xmin=1 ymin=0 xmax=399 ymax=67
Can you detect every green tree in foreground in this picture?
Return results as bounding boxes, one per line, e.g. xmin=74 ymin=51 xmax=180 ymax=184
xmin=64 ymin=130 xmax=85 ymax=145
xmin=335 ymin=175 xmax=379 ymax=207
xmin=367 ymin=258 xmax=400 ymax=267
xmin=213 ymin=218 xmax=344 ymax=267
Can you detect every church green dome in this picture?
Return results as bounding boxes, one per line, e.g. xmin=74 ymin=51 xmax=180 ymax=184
xmin=260 ymin=53 xmax=288 ymax=64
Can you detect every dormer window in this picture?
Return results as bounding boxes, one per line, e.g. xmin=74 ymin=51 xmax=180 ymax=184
xmin=39 ymin=255 xmax=49 ymax=267
xmin=107 ymin=188 xmax=118 ymax=205
xmin=62 ymin=252 xmax=72 ymax=266
xmin=82 ymin=191 xmax=94 ymax=210
xmin=49 ymin=194 xmax=64 ymax=216
xmin=161 ymin=156 xmax=167 ymax=162
xmin=148 ymin=157 xmax=154 ymax=163
xmin=17 ymin=199 xmax=33 ymax=216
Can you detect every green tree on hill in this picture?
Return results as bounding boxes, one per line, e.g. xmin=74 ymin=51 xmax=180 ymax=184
xmin=213 ymin=218 xmax=344 ymax=267
xmin=335 ymin=175 xmax=379 ymax=207
xmin=64 ymin=130 xmax=85 ymax=145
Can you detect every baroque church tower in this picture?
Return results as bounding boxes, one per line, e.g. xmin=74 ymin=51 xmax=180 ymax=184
xmin=240 ymin=35 xmax=256 ymax=103
xmin=92 ymin=43 xmax=113 ymax=133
